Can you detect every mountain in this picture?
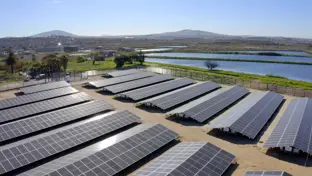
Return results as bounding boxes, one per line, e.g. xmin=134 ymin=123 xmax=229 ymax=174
xmin=31 ymin=30 xmax=77 ymax=37
xmin=115 ymin=29 xmax=228 ymax=40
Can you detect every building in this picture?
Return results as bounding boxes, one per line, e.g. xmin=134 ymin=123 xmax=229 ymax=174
xmin=99 ymin=50 xmax=116 ymax=58
xmin=63 ymin=46 xmax=79 ymax=52
xmin=35 ymin=47 xmax=63 ymax=53
xmin=118 ymin=47 xmax=135 ymax=52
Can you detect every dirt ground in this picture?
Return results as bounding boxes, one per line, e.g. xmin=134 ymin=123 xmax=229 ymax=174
xmin=0 ymin=83 xmax=310 ymax=176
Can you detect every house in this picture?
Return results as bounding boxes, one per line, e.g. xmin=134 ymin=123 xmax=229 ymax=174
xmin=100 ymin=50 xmax=116 ymax=58
xmin=118 ymin=47 xmax=135 ymax=52
xmin=63 ymin=46 xmax=79 ymax=52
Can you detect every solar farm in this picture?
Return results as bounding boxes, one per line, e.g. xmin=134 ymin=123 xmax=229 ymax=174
xmin=0 ymin=69 xmax=311 ymax=175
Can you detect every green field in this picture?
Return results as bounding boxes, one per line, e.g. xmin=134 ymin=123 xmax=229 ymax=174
xmin=145 ymin=62 xmax=312 ymax=90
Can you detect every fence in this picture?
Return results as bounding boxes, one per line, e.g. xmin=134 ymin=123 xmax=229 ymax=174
xmin=1 ymin=66 xmax=312 ymax=98
xmin=145 ymin=66 xmax=312 ymax=98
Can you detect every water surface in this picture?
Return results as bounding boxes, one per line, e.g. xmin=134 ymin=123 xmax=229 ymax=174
xmin=147 ymin=58 xmax=312 ymax=82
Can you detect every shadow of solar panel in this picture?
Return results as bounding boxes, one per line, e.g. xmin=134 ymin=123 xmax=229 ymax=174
xmin=244 ymin=171 xmax=291 ymax=176
xmin=118 ymin=78 xmax=195 ymax=101
xmin=89 ymin=72 xmax=156 ymax=88
xmin=143 ymin=82 xmax=221 ymax=110
xmin=103 ymin=74 xmax=174 ymax=93
xmin=135 ymin=142 xmax=235 ymax=176
xmin=0 ymin=110 xmax=141 ymax=175
xmin=182 ymin=86 xmax=249 ymax=123
xmin=18 ymin=124 xmax=178 ymax=176
xmin=104 ymin=70 xmax=141 ymax=77
xmin=0 ymin=87 xmax=79 ymax=110
xmin=207 ymin=91 xmax=283 ymax=139
xmin=264 ymin=98 xmax=312 ymax=155
xmin=0 ymin=100 xmax=114 ymax=143
xmin=0 ymin=92 xmax=92 ymax=124
xmin=20 ymin=81 xmax=71 ymax=94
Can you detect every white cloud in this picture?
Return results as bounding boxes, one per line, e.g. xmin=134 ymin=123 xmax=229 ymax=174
xmin=52 ymin=0 xmax=62 ymax=4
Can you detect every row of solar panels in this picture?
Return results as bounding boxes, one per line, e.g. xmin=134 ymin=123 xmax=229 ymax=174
xmin=93 ymin=70 xmax=312 ymax=157
xmin=0 ymin=81 xmax=244 ymax=176
xmin=1 ymin=77 xmax=293 ymax=175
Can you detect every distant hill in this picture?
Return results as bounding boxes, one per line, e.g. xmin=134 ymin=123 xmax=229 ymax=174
xmin=31 ymin=30 xmax=77 ymax=37
xmin=132 ymin=29 xmax=228 ymax=39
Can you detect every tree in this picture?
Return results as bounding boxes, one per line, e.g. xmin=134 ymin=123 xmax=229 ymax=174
xmin=59 ymin=54 xmax=69 ymax=73
xmin=137 ymin=51 xmax=145 ymax=65
xmin=91 ymin=52 xmax=99 ymax=65
xmin=5 ymin=52 xmax=17 ymax=74
xmin=204 ymin=60 xmax=219 ymax=70
xmin=114 ymin=55 xmax=126 ymax=68
xmin=32 ymin=54 xmax=36 ymax=62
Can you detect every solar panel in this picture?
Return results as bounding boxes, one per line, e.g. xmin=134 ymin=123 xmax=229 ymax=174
xmin=244 ymin=171 xmax=291 ymax=176
xmin=20 ymin=81 xmax=70 ymax=94
xmin=135 ymin=142 xmax=235 ymax=176
xmin=0 ymin=87 xmax=79 ymax=110
xmin=168 ymin=86 xmax=249 ymax=123
xmin=104 ymin=69 xmax=141 ymax=77
xmin=0 ymin=92 xmax=92 ymax=124
xmin=207 ymin=91 xmax=283 ymax=139
xmin=0 ymin=110 xmax=141 ymax=175
xmin=264 ymin=98 xmax=312 ymax=155
xmin=103 ymin=74 xmax=174 ymax=93
xmin=118 ymin=78 xmax=195 ymax=101
xmin=89 ymin=72 xmax=156 ymax=88
xmin=0 ymin=100 xmax=114 ymax=143
xmin=18 ymin=124 xmax=178 ymax=176
xmin=140 ymin=82 xmax=221 ymax=110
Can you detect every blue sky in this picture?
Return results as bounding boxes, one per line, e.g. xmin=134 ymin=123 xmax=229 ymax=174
xmin=1 ymin=0 xmax=312 ymax=38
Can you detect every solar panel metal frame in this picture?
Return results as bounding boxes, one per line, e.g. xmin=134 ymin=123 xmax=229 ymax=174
xmin=0 ymin=100 xmax=114 ymax=143
xmin=89 ymin=72 xmax=156 ymax=88
xmin=118 ymin=78 xmax=195 ymax=101
xmin=139 ymin=82 xmax=221 ymax=110
xmin=18 ymin=124 xmax=178 ymax=176
xmin=20 ymin=81 xmax=71 ymax=94
xmin=0 ymin=87 xmax=79 ymax=110
xmin=264 ymin=98 xmax=312 ymax=155
xmin=0 ymin=110 xmax=141 ymax=175
xmin=134 ymin=142 xmax=235 ymax=176
xmin=103 ymin=74 xmax=174 ymax=93
xmin=0 ymin=92 xmax=92 ymax=124
xmin=207 ymin=91 xmax=283 ymax=139
xmin=244 ymin=171 xmax=291 ymax=176
xmin=104 ymin=70 xmax=141 ymax=77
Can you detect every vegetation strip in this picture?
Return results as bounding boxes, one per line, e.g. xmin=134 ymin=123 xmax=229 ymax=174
xmin=146 ymin=56 xmax=312 ymax=65
xmin=144 ymin=62 xmax=312 ymax=90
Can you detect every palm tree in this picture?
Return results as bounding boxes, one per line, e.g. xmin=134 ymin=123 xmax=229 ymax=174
xmin=5 ymin=52 xmax=17 ymax=74
xmin=59 ymin=54 xmax=69 ymax=73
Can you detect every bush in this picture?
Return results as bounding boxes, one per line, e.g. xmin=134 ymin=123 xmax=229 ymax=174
xmin=76 ymin=56 xmax=86 ymax=63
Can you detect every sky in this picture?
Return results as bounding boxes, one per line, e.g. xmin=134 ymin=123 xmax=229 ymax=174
xmin=0 ymin=0 xmax=312 ymax=38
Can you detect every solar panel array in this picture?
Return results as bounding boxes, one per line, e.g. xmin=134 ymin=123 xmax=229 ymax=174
xmin=89 ymin=72 xmax=156 ymax=88
xmin=118 ymin=78 xmax=195 ymax=101
xmin=0 ymin=110 xmax=140 ymax=175
xmin=173 ymin=86 xmax=249 ymax=123
xmin=135 ymin=142 xmax=235 ymax=176
xmin=104 ymin=69 xmax=140 ymax=77
xmin=207 ymin=91 xmax=283 ymax=139
xmin=0 ymin=92 xmax=92 ymax=124
xmin=0 ymin=87 xmax=79 ymax=110
xmin=18 ymin=124 xmax=178 ymax=176
xmin=141 ymin=82 xmax=221 ymax=110
xmin=244 ymin=171 xmax=291 ymax=176
xmin=264 ymin=98 xmax=312 ymax=154
xmin=20 ymin=81 xmax=71 ymax=94
xmin=103 ymin=74 xmax=174 ymax=93
xmin=0 ymin=100 xmax=114 ymax=143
